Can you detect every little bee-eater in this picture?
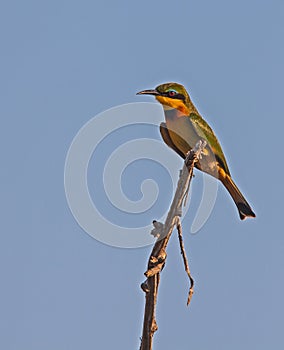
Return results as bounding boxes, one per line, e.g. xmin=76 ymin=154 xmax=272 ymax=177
xmin=137 ymin=82 xmax=256 ymax=220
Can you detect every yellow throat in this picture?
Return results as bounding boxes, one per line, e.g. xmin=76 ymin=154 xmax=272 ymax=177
xmin=156 ymin=95 xmax=190 ymax=115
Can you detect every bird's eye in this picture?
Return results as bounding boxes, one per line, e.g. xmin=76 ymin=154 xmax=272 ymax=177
xmin=168 ymin=90 xmax=177 ymax=97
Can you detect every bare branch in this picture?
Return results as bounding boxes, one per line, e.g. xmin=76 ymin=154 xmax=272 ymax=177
xmin=139 ymin=140 xmax=206 ymax=350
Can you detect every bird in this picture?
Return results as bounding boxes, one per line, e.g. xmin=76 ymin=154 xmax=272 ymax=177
xmin=137 ymin=82 xmax=256 ymax=220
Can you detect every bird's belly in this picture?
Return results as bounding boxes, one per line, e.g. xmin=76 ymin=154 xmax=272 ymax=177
xmin=166 ymin=117 xmax=198 ymax=154
xmin=166 ymin=116 xmax=219 ymax=178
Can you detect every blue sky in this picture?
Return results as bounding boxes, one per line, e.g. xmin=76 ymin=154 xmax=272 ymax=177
xmin=1 ymin=0 xmax=284 ymax=349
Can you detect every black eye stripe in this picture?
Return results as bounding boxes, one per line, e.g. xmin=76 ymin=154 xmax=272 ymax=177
xmin=166 ymin=92 xmax=185 ymax=102
xmin=174 ymin=93 xmax=185 ymax=101
xmin=158 ymin=90 xmax=185 ymax=102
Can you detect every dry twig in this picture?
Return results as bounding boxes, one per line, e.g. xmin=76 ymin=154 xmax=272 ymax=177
xmin=176 ymin=217 xmax=194 ymax=306
xmin=139 ymin=140 xmax=206 ymax=350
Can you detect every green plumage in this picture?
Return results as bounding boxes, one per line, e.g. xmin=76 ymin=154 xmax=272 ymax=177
xmin=190 ymin=113 xmax=230 ymax=175
xmin=137 ymin=82 xmax=256 ymax=220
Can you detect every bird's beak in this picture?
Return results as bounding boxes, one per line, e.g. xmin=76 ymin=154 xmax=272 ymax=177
xmin=136 ymin=89 xmax=159 ymax=96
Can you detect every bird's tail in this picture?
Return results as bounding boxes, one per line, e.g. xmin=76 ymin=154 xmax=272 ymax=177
xmin=220 ymin=173 xmax=256 ymax=220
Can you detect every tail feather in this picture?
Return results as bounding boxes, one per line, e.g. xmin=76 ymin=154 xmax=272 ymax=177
xmin=220 ymin=173 xmax=256 ymax=220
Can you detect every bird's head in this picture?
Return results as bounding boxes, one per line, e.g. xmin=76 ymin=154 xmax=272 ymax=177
xmin=137 ymin=82 xmax=195 ymax=115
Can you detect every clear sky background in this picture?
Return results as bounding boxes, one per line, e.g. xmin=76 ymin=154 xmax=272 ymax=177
xmin=1 ymin=0 xmax=284 ymax=349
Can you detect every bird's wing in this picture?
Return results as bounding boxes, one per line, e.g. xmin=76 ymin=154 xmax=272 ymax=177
xmin=159 ymin=122 xmax=186 ymax=159
xmin=189 ymin=113 xmax=231 ymax=175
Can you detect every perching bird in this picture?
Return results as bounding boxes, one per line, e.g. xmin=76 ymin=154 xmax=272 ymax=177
xmin=137 ymin=82 xmax=256 ymax=220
